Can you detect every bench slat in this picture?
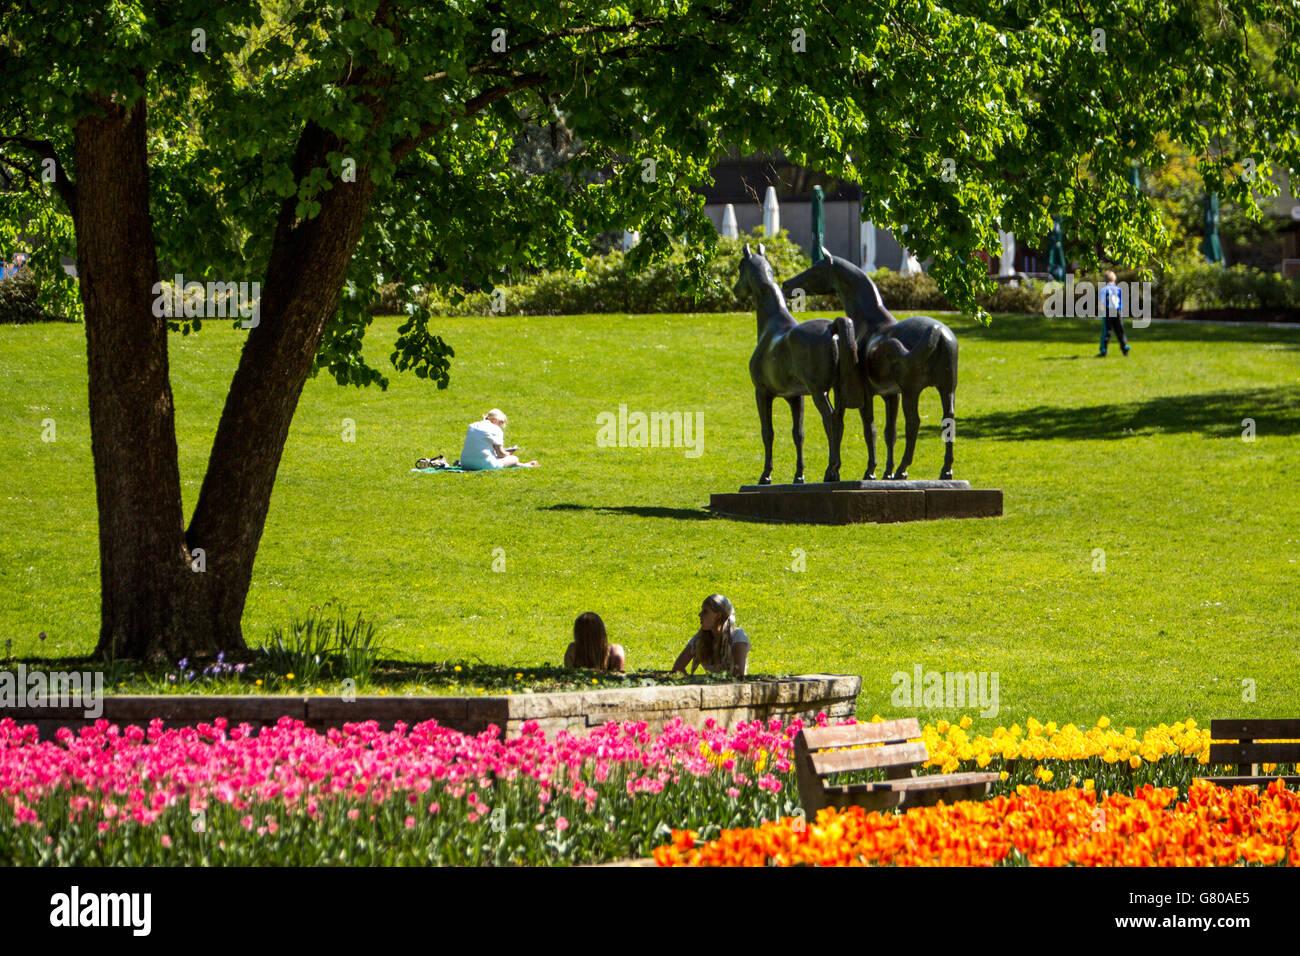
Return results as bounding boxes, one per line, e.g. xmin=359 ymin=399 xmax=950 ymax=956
xmin=1209 ymin=719 xmax=1300 ymax=739
xmin=897 ymin=780 xmax=995 ymax=809
xmin=819 ymin=785 xmax=906 ymax=813
xmin=1207 ymin=742 xmax=1300 ymax=764
xmin=799 ymin=719 xmax=922 ymax=751
xmin=809 ymin=741 xmax=928 ymax=777
xmin=866 ymin=772 xmax=1000 ymax=793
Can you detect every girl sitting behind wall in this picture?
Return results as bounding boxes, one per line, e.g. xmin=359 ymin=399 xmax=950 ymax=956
xmin=564 ymin=612 xmax=626 ymax=672
xmin=672 ymin=594 xmax=748 ymax=678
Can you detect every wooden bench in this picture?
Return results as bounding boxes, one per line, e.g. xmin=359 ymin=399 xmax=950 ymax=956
xmin=1198 ymin=719 xmax=1300 ymax=788
xmin=793 ymin=718 xmax=999 ymax=815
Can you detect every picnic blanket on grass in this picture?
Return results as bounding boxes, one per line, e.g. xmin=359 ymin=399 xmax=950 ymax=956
xmin=410 ymin=465 xmax=526 ymax=474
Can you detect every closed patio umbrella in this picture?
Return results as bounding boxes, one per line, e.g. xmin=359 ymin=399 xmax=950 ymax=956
xmin=1201 ymin=192 xmax=1224 ymax=264
xmin=811 ymin=186 xmax=825 ymax=261
xmin=721 ymin=203 xmax=739 ymax=239
xmin=1046 ymin=217 xmax=1067 ymax=282
xmin=762 ymin=186 xmax=780 ymax=237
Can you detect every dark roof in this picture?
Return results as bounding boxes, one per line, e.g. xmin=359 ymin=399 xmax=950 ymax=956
xmin=696 ymin=150 xmax=861 ymax=203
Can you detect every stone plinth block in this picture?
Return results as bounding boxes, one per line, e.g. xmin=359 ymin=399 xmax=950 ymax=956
xmin=710 ymin=483 xmax=1001 ymax=524
xmin=924 ymin=488 xmax=1003 ymax=520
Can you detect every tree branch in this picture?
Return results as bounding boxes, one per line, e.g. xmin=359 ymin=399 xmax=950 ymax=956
xmin=394 ymin=73 xmax=547 ymax=164
xmin=421 ymin=19 xmax=665 ymax=83
xmin=0 ymin=136 xmax=76 ymax=210
xmin=0 ymin=152 xmax=40 ymax=184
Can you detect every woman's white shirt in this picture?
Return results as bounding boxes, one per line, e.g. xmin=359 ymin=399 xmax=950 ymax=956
xmin=688 ymin=627 xmax=749 ymax=672
xmin=461 ymin=420 xmax=504 ymax=465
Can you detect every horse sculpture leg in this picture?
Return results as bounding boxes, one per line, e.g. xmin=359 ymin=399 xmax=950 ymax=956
xmin=860 ymin=394 xmax=878 ymax=480
xmin=756 ymin=389 xmax=775 ymax=485
xmin=882 ymin=393 xmax=900 ymax=478
xmin=892 ymin=390 xmax=922 ymax=480
xmin=939 ymin=388 xmax=955 ymax=480
xmin=787 ymin=395 xmax=806 ymax=484
xmin=810 ymin=391 xmax=842 ymax=482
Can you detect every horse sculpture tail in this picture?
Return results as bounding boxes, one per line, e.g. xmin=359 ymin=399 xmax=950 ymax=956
xmin=832 ymin=316 xmax=865 ymax=409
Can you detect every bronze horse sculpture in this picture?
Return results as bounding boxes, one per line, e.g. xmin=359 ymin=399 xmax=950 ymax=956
xmin=783 ymin=250 xmax=958 ymax=480
xmin=736 ymin=244 xmax=864 ymax=484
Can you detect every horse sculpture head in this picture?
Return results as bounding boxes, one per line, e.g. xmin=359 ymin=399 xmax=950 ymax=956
xmin=733 ymin=243 xmax=775 ymax=302
xmin=781 ymin=246 xmax=838 ymax=299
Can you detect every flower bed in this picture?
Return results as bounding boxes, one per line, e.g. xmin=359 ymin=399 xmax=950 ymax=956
xmin=0 ymin=715 xmax=796 ymax=865
xmin=916 ymin=715 xmax=1219 ymax=791
xmin=653 ymin=781 xmax=1300 ymax=866
xmin=0 ymin=713 xmax=1293 ymax=866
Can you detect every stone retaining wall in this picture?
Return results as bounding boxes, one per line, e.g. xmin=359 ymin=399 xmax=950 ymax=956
xmin=3 ymin=674 xmax=860 ymax=741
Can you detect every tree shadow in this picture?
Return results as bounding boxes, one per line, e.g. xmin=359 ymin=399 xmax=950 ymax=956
xmin=543 ymin=503 xmax=720 ymax=521
xmin=963 ymin=385 xmax=1300 ymax=441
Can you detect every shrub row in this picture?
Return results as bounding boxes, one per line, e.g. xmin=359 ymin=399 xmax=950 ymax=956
xmin=406 ymin=239 xmax=1300 ymax=318
xmin=0 ymin=271 xmax=60 ymax=324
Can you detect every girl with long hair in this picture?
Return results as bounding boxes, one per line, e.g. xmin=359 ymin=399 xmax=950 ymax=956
xmin=564 ymin=612 xmax=626 ymax=672
xmin=672 ymin=594 xmax=749 ymax=678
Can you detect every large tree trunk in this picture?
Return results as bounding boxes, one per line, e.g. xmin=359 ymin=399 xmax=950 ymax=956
xmin=78 ymin=95 xmax=193 ymax=660
xmin=179 ymin=124 xmax=376 ymax=651
xmin=81 ymin=107 xmax=376 ymax=659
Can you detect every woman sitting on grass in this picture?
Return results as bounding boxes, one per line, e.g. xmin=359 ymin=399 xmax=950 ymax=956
xmin=672 ymin=594 xmax=749 ymax=678
xmin=459 ymin=408 xmax=539 ymax=470
xmin=564 ymin=612 xmax=626 ymax=672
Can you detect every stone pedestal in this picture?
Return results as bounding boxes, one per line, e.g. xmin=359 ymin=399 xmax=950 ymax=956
xmin=709 ymin=480 xmax=1002 ymax=524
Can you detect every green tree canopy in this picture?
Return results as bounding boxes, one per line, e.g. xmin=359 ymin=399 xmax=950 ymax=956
xmin=2 ymin=0 xmax=1298 ymax=655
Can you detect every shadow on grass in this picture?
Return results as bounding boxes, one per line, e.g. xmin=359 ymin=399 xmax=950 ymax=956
xmin=2 ymin=656 xmax=762 ymax=695
xmin=543 ymin=503 xmax=719 ymax=521
xmin=963 ymin=385 xmax=1300 ymax=441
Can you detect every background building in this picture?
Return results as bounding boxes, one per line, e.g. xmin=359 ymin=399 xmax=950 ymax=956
xmin=697 ymin=150 xmax=919 ymax=271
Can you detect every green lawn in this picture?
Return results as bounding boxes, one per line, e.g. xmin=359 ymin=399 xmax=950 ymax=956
xmin=2 ymin=310 xmax=1297 ymax=730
